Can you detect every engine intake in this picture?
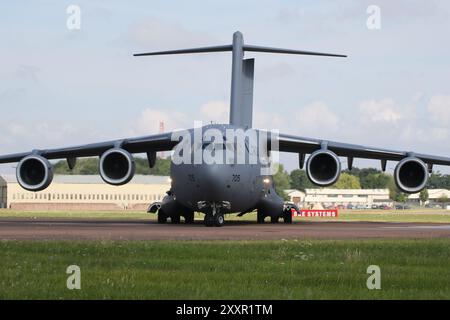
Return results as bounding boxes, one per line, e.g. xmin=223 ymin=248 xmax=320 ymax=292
xmin=306 ymin=149 xmax=341 ymax=187
xmin=16 ymin=155 xmax=53 ymax=191
xmin=394 ymin=157 xmax=428 ymax=193
xmin=99 ymin=148 xmax=135 ymax=185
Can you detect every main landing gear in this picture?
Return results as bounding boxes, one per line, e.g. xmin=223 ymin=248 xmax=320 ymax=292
xmin=256 ymin=208 xmax=293 ymax=224
xmin=157 ymin=209 xmax=195 ymax=224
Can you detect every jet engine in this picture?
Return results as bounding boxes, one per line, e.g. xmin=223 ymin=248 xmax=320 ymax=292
xmin=394 ymin=157 xmax=428 ymax=193
xmin=99 ymin=148 xmax=135 ymax=185
xmin=16 ymin=155 xmax=54 ymax=191
xmin=306 ymin=149 xmax=341 ymax=186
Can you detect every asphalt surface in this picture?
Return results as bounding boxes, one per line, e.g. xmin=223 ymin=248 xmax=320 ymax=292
xmin=1 ymin=218 xmax=450 ymax=240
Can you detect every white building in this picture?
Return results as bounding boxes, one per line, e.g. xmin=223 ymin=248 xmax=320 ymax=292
xmin=408 ymin=189 xmax=450 ymax=204
xmin=287 ymin=188 xmax=391 ymax=208
xmin=285 ymin=189 xmax=306 ymax=205
xmin=0 ymin=175 xmax=170 ymax=211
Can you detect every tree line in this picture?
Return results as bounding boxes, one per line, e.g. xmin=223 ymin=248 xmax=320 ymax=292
xmin=53 ymin=157 xmax=171 ymax=176
xmin=53 ymin=158 xmax=450 ymax=202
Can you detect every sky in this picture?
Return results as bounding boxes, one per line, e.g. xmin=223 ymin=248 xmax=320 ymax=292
xmin=1 ymin=0 xmax=450 ymax=174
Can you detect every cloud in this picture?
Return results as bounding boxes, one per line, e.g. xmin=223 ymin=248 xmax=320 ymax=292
xmin=294 ymin=101 xmax=340 ymax=136
xmin=200 ymin=101 xmax=229 ymax=123
xmin=14 ymin=65 xmax=40 ymax=83
xmin=276 ymin=8 xmax=306 ymax=22
xmin=0 ymin=121 xmax=84 ymax=157
xmin=254 ymin=110 xmax=286 ymax=130
xmin=257 ymin=62 xmax=296 ymax=81
xmin=129 ymin=17 xmax=215 ymax=50
xmin=132 ymin=108 xmax=189 ymax=135
xmin=429 ymin=127 xmax=449 ymax=140
xmin=427 ymin=95 xmax=450 ymax=126
xmin=129 ymin=101 xmax=229 ymax=136
xmin=358 ymin=98 xmax=403 ymax=123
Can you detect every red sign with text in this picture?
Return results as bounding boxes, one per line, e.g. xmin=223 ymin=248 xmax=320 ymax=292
xmin=292 ymin=209 xmax=339 ymax=218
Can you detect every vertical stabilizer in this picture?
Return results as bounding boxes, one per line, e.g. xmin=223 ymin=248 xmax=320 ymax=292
xmin=229 ymin=32 xmax=245 ymax=127
xmin=239 ymin=58 xmax=254 ymax=128
xmin=134 ymin=31 xmax=346 ymax=129
xmin=229 ymin=32 xmax=255 ymax=129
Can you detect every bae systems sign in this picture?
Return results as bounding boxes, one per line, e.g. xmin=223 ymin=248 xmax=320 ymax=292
xmin=292 ymin=209 xmax=339 ymax=218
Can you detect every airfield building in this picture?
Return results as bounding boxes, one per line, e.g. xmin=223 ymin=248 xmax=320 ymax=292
xmin=3 ymin=174 xmax=445 ymax=211
xmin=408 ymin=189 xmax=450 ymax=205
xmin=0 ymin=175 xmax=170 ymax=211
xmin=286 ymin=188 xmax=392 ymax=208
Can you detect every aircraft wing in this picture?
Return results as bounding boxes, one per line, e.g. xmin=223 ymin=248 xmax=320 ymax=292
xmin=0 ymin=132 xmax=178 ymax=164
xmin=277 ymin=133 xmax=450 ymax=168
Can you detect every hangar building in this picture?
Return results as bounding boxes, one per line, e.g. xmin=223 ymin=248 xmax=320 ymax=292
xmin=0 ymin=175 xmax=170 ymax=210
xmin=286 ymin=188 xmax=392 ymax=208
xmin=408 ymin=189 xmax=450 ymax=205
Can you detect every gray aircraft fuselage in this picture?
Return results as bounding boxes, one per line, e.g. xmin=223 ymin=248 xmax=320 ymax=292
xmin=170 ymin=124 xmax=268 ymax=214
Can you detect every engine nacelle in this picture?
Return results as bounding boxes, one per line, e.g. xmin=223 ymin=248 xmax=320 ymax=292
xmin=99 ymin=148 xmax=135 ymax=185
xmin=16 ymin=155 xmax=53 ymax=191
xmin=306 ymin=149 xmax=341 ymax=187
xmin=394 ymin=157 xmax=428 ymax=193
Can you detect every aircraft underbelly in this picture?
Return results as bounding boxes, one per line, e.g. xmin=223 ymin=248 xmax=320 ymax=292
xmin=170 ymin=162 xmax=262 ymax=213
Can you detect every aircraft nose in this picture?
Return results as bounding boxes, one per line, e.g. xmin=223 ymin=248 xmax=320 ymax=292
xmin=200 ymin=165 xmax=227 ymax=199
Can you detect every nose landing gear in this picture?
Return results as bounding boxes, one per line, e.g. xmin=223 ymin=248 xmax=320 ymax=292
xmin=200 ymin=202 xmax=228 ymax=227
xmin=204 ymin=212 xmax=225 ymax=227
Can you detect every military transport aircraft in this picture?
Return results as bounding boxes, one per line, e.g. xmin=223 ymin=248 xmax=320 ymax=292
xmin=1 ymin=31 xmax=449 ymax=227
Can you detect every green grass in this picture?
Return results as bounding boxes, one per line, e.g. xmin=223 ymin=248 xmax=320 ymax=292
xmin=1 ymin=239 xmax=450 ymax=299
xmin=301 ymin=210 xmax=450 ymax=223
xmin=2 ymin=209 xmax=450 ymax=223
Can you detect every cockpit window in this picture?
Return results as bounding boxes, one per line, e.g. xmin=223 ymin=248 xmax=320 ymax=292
xmin=201 ymin=142 xmax=211 ymax=150
xmin=189 ymin=136 xmax=246 ymax=164
xmin=201 ymin=142 xmax=226 ymax=150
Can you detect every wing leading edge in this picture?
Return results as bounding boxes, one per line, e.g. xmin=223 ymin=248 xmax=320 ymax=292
xmin=0 ymin=132 xmax=178 ymax=164
xmin=276 ymin=133 xmax=450 ymax=169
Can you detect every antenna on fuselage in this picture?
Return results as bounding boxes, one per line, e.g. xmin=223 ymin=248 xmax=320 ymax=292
xmin=134 ymin=31 xmax=346 ymax=129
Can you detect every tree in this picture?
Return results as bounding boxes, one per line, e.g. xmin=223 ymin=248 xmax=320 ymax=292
xmin=362 ymin=173 xmax=391 ymax=189
xmin=331 ymin=173 xmax=361 ymax=189
xmin=53 ymin=157 xmax=171 ymax=176
xmin=394 ymin=192 xmax=407 ymax=203
xmin=419 ymin=189 xmax=429 ymax=205
xmin=428 ymin=172 xmax=450 ymax=189
xmin=290 ymin=169 xmax=313 ymax=191
xmin=344 ymin=167 xmax=391 ymax=189
xmin=437 ymin=195 xmax=449 ymax=203
xmin=272 ymin=164 xmax=291 ymax=200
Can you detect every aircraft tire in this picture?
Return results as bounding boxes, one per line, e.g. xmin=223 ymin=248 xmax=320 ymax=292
xmin=184 ymin=211 xmax=195 ymax=224
xmin=171 ymin=214 xmax=181 ymax=224
xmin=283 ymin=210 xmax=293 ymax=224
xmin=214 ymin=213 xmax=225 ymax=227
xmin=270 ymin=216 xmax=279 ymax=224
xmin=157 ymin=210 xmax=167 ymax=224
xmin=257 ymin=212 xmax=265 ymax=224
xmin=204 ymin=214 xmax=214 ymax=227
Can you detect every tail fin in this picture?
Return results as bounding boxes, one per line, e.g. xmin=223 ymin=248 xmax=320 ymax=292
xmin=134 ymin=31 xmax=346 ymax=129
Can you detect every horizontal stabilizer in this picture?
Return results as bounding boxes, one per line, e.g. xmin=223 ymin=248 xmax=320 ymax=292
xmin=243 ymin=45 xmax=347 ymax=58
xmin=134 ymin=44 xmax=346 ymax=58
xmin=133 ymin=45 xmax=232 ymax=56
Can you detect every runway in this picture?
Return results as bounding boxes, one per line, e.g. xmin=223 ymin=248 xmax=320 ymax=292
xmin=1 ymin=218 xmax=450 ymax=240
